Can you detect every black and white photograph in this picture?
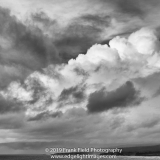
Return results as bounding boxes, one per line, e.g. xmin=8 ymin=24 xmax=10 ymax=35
xmin=0 ymin=0 xmax=160 ymax=159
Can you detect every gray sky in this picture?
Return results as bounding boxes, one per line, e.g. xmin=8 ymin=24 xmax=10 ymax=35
xmin=0 ymin=0 xmax=160 ymax=154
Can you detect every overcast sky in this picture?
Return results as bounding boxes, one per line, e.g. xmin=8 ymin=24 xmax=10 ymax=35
xmin=0 ymin=0 xmax=160 ymax=154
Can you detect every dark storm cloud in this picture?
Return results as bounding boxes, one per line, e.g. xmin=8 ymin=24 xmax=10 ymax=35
xmin=30 ymin=12 xmax=113 ymax=63
xmin=0 ymin=7 xmax=60 ymax=88
xmin=0 ymin=7 xmax=60 ymax=67
xmin=0 ymin=6 xmax=114 ymax=88
xmin=55 ymin=25 xmax=101 ymax=62
xmin=87 ymin=81 xmax=145 ymax=113
xmin=54 ymin=14 xmax=110 ymax=62
xmin=0 ymin=95 xmax=24 ymax=114
xmin=12 ymin=24 xmax=59 ymax=68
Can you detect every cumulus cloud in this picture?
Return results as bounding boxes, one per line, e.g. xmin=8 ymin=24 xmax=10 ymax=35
xmin=2 ymin=1 xmax=160 ymax=154
xmin=1 ymin=27 xmax=160 ymax=117
xmin=110 ymin=28 xmax=160 ymax=58
xmin=128 ymin=28 xmax=160 ymax=55
xmin=1 ymin=27 xmax=160 ymax=154
xmin=0 ymin=6 xmax=118 ymax=89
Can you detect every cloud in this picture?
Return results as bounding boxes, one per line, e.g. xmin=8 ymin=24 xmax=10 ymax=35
xmin=2 ymin=1 xmax=160 ymax=153
xmin=112 ymin=0 xmax=145 ymax=17
xmin=0 ymin=113 xmax=25 ymax=129
xmin=54 ymin=21 xmax=103 ymax=62
xmin=80 ymin=14 xmax=111 ymax=26
xmin=0 ymin=6 xmax=118 ymax=88
xmin=1 ymin=27 xmax=160 ymax=116
xmin=100 ymin=0 xmax=160 ymax=18
xmin=86 ymin=81 xmax=144 ymax=113
xmin=0 ymin=95 xmax=24 ymax=114
xmin=52 ymin=12 xmax=113 ymax=62
xmin=0 ymin=7 xmax=64 ymax=88
xmin=153 ymin=87 xmax=160 ymax=97
xmin=1 ymin=27 xmax=160 ymax=152
xmin=109 ymin=28 xmax=160 ymax=59
xmin=133 ymin=72 xmax=160 ymax=98
xmin=31 ymin=11 xmax=57 ymax=27
xmin=127 ymin=117 xmax=160 ymax=132
xmin=58 ymin=86 xmax=85 ymax=107
xmin=0 ymin=7 xmax=60 ymax=67
xmin=128 ymin=28 xmax=160 ymax=55
xmin=27 ymin=111 xmax=62 ymax=121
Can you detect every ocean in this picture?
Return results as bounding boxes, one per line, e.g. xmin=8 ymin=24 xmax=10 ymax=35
xmin=0 ymin=155 xmax=160 ymax=160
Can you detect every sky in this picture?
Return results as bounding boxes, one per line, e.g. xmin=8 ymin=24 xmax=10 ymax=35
xmin=0 ymin=0 xmax=160 ymax=155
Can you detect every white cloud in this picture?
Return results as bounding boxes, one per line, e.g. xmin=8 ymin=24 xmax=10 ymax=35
xmin=128 ymin=27 xmax=160 ymax=55
xmin=0 ymin=81 xmax=33 ymax=102
xmin=1 ymin=27 xmax=160 ymax=117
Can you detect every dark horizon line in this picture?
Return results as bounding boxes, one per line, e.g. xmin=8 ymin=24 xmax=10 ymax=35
xmin=1 ymin=143 xmax=160 ymax=155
